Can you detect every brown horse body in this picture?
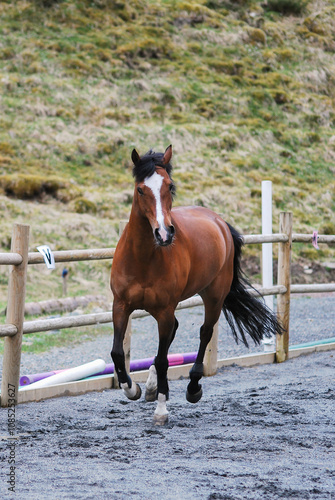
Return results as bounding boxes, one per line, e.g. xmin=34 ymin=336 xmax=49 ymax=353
xmin=111 ymin=146 xmax=282 ymax=424
xmin=112 ymin=205 xmax=234 ymax=317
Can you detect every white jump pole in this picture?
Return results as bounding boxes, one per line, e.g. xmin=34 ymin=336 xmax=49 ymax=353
xmin=22 ymin=359 xmax=106 ymax=390
xmin=262 ymin=181 xmax=274 ymax=351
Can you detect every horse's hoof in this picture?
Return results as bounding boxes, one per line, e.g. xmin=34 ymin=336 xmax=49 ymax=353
xmin=186 ymin=386 xmax=203 ymax=404
xmin=127 ymin=383 xmax=142 ymax=401
xmin=153 ymin=413 xmax=169 ymax=426
xmin=145 ymin=388 xmax=157 ymax=402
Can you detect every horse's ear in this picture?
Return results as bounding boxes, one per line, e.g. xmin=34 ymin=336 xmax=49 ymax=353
xmin=132 ymin=148 xmax=140 ymax=165
xmin=162 ymin=145 xmax=172 ymax=165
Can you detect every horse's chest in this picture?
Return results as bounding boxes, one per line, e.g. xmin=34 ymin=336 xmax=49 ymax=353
xmin=112 ymin=253 xmax=183 ymax=310
xmin=125 ymin=280 xmax=170 ymax=311
xmin=116 ymin=261 xmax=174 ymax=306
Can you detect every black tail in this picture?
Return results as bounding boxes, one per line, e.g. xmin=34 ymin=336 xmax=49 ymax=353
xmin=222 ymin=223 xmax=284 ymax=347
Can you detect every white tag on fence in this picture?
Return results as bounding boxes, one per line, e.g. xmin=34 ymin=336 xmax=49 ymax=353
xmin=36 ymin=245 xmax=55 ymax=270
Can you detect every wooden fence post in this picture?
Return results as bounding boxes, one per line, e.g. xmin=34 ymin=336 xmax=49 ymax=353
xmin=1 ymin=224 xmax=30 ymax=407
xmin=203 ymin=321 xmax=218 ymax=376
xmin=276 ymin=212 xmax=292 ymax=363
xmin=113 ymin=220 xmax=131 ymax=388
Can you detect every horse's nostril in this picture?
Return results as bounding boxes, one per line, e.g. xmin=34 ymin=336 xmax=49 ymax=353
xmin=154 ymin=226 xmax=174 ymax=246
xmin=154 ymin=228 xmax=163 ymax=243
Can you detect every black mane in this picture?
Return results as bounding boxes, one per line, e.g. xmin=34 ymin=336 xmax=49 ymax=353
xmin=132 ymin=149 xmax=173 ymax=183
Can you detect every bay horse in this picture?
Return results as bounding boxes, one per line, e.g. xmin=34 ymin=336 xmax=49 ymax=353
xmin=111 ymin=145 xmax=283 ymax=424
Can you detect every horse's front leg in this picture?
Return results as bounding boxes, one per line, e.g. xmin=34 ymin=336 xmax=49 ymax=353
xmin=145 ymin=317 xmax=179 ymax=402
xmin=111 ymin=300 xmax=141 ymax=401
xmin=151 ymin=311 xmax=176 ymax=425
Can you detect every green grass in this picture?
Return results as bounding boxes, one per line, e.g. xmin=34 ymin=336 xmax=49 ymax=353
xmin=0 ymin=0 xmax=334 ymax=308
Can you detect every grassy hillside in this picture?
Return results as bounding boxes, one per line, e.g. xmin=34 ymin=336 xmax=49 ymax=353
xmin=0 ymin=0 xmax=334 ymax=305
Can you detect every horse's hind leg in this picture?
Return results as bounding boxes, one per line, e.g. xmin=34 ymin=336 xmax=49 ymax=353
xmin=145 ymin=365 xmax=158 ymax=402
xmin=145 ymin=317 xmax=179 ymax=402
xmin=111 ymin=301 xmax=141 ymax=401
xmin=186 ymin=298 xmax=222 ymax=404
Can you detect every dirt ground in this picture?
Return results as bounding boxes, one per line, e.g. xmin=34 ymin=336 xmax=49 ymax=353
xmin=1 ymin=350 xmax=334 ymax=500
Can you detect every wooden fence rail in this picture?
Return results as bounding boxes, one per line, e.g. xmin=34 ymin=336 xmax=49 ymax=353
xmin=0 ymin=252 xmax=23 ymax=266
xmin=5 ymin=282 xmax=335 ymax=340
xmin=0 ymin=212 xmax=334 ymax=406
xmin=27 ymin=248 xmax=115 ymax=264
xmin=0 ymin=285 xmax=288 ymax=338
xmin=292 ymin=234 xmax=335 ymax=244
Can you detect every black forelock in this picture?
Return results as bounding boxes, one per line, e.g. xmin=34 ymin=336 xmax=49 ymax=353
xmin=132 ymin=149 xmax=173 ymax=183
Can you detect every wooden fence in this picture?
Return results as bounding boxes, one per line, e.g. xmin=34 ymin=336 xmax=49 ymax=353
xmin=0 ymin=212 xmax=334 ymax=406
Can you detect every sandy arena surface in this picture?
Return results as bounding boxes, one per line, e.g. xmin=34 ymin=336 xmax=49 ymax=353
xmin=1 ymin=350 xmax=334 ymax=499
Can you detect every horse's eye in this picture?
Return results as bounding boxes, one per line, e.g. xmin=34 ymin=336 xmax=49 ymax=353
xmin=137 ymin=187 xmax=144 ymax=195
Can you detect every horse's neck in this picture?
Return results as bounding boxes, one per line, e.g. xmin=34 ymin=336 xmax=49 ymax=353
xmin=126 ymin=207 xmax=155 ymax=262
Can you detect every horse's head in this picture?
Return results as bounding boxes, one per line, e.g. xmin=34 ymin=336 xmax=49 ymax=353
xmin=131 ymin=145 xmax=176 ymax=247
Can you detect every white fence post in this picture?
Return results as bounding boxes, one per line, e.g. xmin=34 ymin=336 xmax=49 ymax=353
xmin=262 ymin=181 xmax=274 ymax=351
xmin=262 ymin=180 xmax=273 ymax=309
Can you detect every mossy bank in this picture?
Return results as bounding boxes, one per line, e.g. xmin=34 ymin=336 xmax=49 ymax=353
xmin=0 ymin=0 xmax=334 ymax=305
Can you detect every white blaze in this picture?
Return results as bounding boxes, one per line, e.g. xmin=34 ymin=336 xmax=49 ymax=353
xmin=144 ymin=172 xmax=168 ymax=241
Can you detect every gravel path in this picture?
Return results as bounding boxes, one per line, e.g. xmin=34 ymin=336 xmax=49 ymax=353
xmin=1 ymin=295 xmax=333 ymax=376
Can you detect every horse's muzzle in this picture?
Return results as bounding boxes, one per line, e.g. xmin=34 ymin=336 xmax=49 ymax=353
xmin=154 ymin=225 xmax=175 ymax=246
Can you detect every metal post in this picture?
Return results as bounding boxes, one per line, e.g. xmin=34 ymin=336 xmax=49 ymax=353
xmin=1 ymin=224 xmax=30 ymax=407
xmin=62 ymin=268 xmax=68 ymax=297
